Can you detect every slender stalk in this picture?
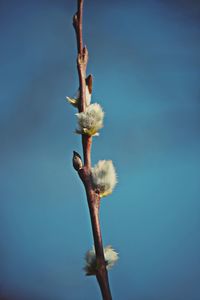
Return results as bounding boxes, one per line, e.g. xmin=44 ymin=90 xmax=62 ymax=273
xmin=72 ymin=1 xmax=113 ymax=299
xmin=82 ymin=135 xmax=92 ymax=168
xmin=73 ymin=0 xmax=87 ymax=113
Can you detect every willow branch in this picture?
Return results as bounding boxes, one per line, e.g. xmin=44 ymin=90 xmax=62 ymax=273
xmin=72 ymin=1 xmax=113 ymax=299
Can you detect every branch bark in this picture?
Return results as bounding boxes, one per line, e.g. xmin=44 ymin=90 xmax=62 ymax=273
xmin=72 ymin=1 xmax=113 ymax=299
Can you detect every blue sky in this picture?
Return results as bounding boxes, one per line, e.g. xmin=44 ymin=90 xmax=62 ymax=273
xmin=0 ymin=0 xmax=200 ymax=299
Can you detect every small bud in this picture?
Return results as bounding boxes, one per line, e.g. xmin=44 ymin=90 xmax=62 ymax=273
xmin=86 ymin=74 xmax=93 ymax=94
xmin=66 ymin=75 xmax=92 ymax=108
xmin=72 ymin=151 xmax=83 ymax=171
xmin=66 ymin=96 xmax=78 ymax=107
xmin=73 ymin=13 xmax=78 ymax=28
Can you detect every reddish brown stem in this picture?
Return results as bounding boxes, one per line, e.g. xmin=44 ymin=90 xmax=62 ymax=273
xmin=73 ymin=0 xmax=83 ymax=55
xmin=87 ymin=194 xmax=112 ymax=300
xmin=72 ymin=1 xmax=113 ymax=299
xmin=82 ymin=135 xmax=92 ymax=168
xmin=73 ymin=0 xmax=87 ymax=113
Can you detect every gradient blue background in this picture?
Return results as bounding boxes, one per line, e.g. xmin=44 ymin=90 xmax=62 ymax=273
xmin=0 ymin=0 xmax=200 ymax=299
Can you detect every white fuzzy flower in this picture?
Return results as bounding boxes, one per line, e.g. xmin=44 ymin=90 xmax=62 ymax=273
xmin=66 ymin=85 xmax=91 ymax=108
xmin=76 ymin=103 xmax=104 ymax=136
xmin=104 ymin=246 xmax=119 ymax=269
xmin=84 ymin=245 xmax=119 ymax=275
xmin=91 ymin=160 xmax=117 ymax=197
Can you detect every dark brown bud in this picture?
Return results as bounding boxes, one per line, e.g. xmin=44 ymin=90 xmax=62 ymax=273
xmin=86 ymin=74 xmax=93 ymax=94
xmin=72 ymin=151 xmax=83 ymax=171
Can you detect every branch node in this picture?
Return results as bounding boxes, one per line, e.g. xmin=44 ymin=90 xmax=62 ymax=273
xmin=77 ymin=46 xmax=88 ymax=66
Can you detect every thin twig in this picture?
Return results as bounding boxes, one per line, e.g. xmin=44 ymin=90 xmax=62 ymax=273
xmin=72 ymin=1 xmax=113 ymax=299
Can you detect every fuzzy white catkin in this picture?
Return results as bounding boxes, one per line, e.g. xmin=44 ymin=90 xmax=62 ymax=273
xmin=91 ymin=160 xmax=117 ymax=197
xmin=76 ymin=103 xmax=104 ymax=136
xmin=84 ymin=245 xmax=119 ymax=275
